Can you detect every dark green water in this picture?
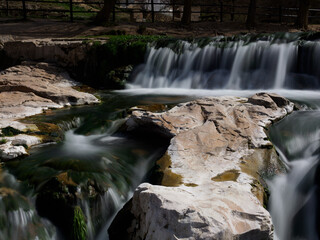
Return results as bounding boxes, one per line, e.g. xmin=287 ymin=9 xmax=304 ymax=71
xmin=1 ymin=91 xmax=196 ymax=240
xmin=2 ymin=89 xmax=320 ymax=240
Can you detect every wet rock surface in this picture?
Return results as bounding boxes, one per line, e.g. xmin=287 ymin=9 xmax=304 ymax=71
xmin=110 ymin=93 xmax=294 ymax=240
xmin=0 ymin=61 xmax=99 ymax=161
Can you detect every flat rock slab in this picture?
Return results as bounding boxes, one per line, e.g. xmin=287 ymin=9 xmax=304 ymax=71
xmin=110 ymin=93 xmax=294 ymax=240
xmin=0 ymin=62 xmax=99 ymax=121
xmin=0 ymin=62 xmax=99 ymax=160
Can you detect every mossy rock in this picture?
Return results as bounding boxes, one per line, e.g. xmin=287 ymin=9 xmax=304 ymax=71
xmin=0 ymin=127 xmax=23 ymax=137
xmin=151 ymin=152 xmax=183 ymax=187
xmin=32 ymin=122 xmax=64 ymax=143
xmin=72 ymin=206 xmax=87 ymax=240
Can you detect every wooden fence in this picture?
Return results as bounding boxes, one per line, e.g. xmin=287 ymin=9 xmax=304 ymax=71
xmin=0 ymin=0 xmax=320 ymax=24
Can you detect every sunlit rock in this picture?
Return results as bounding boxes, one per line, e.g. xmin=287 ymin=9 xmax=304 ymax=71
xmin=0 ymin=141 xmax=27 ymax=160
xmin=110 ymin=93 xmax=294 ymax=240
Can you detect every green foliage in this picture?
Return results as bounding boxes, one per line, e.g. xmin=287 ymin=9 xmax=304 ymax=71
xmin=77 ymin=35 xmax=168 ymax=89
xmin=0 ymin=127 xmax=22 ymax=137
xmin=0 ymin=138 xmax=7 ymax=144
xmin=72 ymin=206 xmax=87 ymax=240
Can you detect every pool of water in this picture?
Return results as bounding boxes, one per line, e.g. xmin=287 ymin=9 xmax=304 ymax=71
xmin=1 ymin=89 xmax=320 ymax=240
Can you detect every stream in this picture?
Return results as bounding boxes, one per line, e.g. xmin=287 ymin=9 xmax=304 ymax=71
xmin=1 ymin=33 xmax=320 ymax=239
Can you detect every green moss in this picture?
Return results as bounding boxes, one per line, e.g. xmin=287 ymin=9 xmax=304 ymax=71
xmin=0 ymin=138 xmax=7 ymax=144
xmin=0 ymin=127 xmax=23 ymax=137
xmin=184 ymin=183 xmax=198 ymax=187
xmin=72 ymin=206 xmax=87 ymax=240
xmin=156 ymin=152 xmax=183 ymax=187
xmin=32 ymin=122 xmax=64 ymax=143
xmin=250 ymin=179 xmax=268 ymax=208
xmin=211 ymin=170 xmax=240 ymax=182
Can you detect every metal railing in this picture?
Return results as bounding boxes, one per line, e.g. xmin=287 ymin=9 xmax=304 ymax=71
xmin=0 ymin=0 xmax=319 ymax=24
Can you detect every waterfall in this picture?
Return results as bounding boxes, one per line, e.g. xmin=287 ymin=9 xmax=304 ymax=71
xmin=268 ymin=110 xmax=320 ymax=240
xmin=130 ymin=38 xmax=320 ymax=90
xmin=126 ymin=34 xmax=320 ymax=240
xmin=3 ymin=34 xmax=320 ymax=240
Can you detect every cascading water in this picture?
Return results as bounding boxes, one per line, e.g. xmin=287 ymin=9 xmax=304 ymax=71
xmin=0 ymin=170 xmax=56 ymax=240
xmin=268 ymin=110 xmax=320 ymax=240
xmin=2 ymin=33 xmax=320 ymax=240
xmin=129 ymin=36 xmax=320 ymax=90
xmin=125 ymin=33 xmax=320 ymax=240
xmin=3 ymin=93 xmax=180 ymax=240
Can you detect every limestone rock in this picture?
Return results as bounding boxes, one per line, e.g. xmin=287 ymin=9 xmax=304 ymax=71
xmin=0 ymin=132 xmax=40 ymax=161
xmin=0 ymin=62 xmax=99 ymax=122
xmin=111 ymin=93 xmax=294 ymax=240
xmin=4 ymin=134 xmax=41 ymax=147
xmin=3 ymin=39 xmax=106 ymax=68
xmin=0 ymin=62 xmax=99 ymax=159
xmin=0 ymin=141 xmax=27 ymax=160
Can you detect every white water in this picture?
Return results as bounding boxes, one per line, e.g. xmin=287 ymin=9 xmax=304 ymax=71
xmin=0 ymin=170 xmax=56 ymax=240
xmin=126 ymin=37 xmax=320 ymax=240
xmin=4 ymin=36 xmax=320 ymax=240
xmin=55 ymin=117 xmax=164 ymax=240
xmin=268 ymin=111 xmax=320 ymax=240
xmin=130 ymin=40 xmax=320 ymax=90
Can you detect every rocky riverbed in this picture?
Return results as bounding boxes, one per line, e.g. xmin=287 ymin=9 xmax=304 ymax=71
xmin=0 ymin=62 xmax=99 ymax=160
xmin=0 ymin=36 xmax=299 ymax=240
xmin=110 ymin=93 xmax=294 ymax=240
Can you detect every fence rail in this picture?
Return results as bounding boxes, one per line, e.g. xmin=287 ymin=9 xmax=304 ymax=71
xmin=0 ymin=0 xmax=320 ymax=24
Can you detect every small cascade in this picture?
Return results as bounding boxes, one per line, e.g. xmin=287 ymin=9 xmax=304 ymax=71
xmin=4 ymin=109 xmax=167 ymax=240
xmin=268 ymin=110 xmax=320 ymax=240
xmin=130 ymin=37 xmax=320 ymax=90
xmin=3 ymin=34 xmax=320 ymax=240
xmin=0 ymin=170 xmax=56 ymax=240
xmin=57 ymin=117 xmax=82 ymax=132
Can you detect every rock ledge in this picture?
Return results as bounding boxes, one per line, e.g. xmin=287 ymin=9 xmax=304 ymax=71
xmin=0 ymin=62 xmax=99 ymax=161
xmin=110 ymin=93 xmax=294 ymax=240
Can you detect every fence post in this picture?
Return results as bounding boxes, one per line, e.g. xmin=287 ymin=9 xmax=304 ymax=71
xmin=231 ymin=0 xmax=235 ymax=21
xmin=112 ymin=4 xmax=115 ymax=22
xmin=69 ymin=0 xmax=73 ymax=22
xmin=151 ymin=0 xmax=155 ymax=23
xmin=220 ymin=1 xmax=223 ymax=22
xmin=6 ymin=0 xmax=9 ymax=16
xmin=279 ymin=5 xmax=282 ymax=23
xmin=22 ymin=0 xmax=26 ymax=20
xmin=172 ymin=0 xmax=175 ymax=21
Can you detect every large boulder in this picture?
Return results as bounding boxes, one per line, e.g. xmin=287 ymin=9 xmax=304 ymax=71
xmin=109 ymin=93 xmax=294 ymax=240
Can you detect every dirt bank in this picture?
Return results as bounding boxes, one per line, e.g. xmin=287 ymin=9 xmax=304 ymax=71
xmin=1 ymin=18 xmax=320 ymax=40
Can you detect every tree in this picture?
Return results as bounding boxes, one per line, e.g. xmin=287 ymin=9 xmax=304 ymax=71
xmin=182 ymin=0 xmax=193 ymax=24
xmin=246 ymin=0 xmax=258 ymax=29
xmin=95 ymin=0 xmax=116 ymax=23
xmin=297 ymin=0 xmax=311 ymax=29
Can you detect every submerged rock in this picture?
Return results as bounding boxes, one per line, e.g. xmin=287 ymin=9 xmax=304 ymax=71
xmin=110 ymin=93 xmax=294 ymax=240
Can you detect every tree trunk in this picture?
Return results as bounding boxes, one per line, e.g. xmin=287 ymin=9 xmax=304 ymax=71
xmin=297 ymin=0 xmax=311 ymax=29
xmin=246 ymin=0 xmax=258 ymax=29
xmin=182 ymin=0 xmax=192 ymax=24
xmin=95 ymin=0 xmax=116 ymax=23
